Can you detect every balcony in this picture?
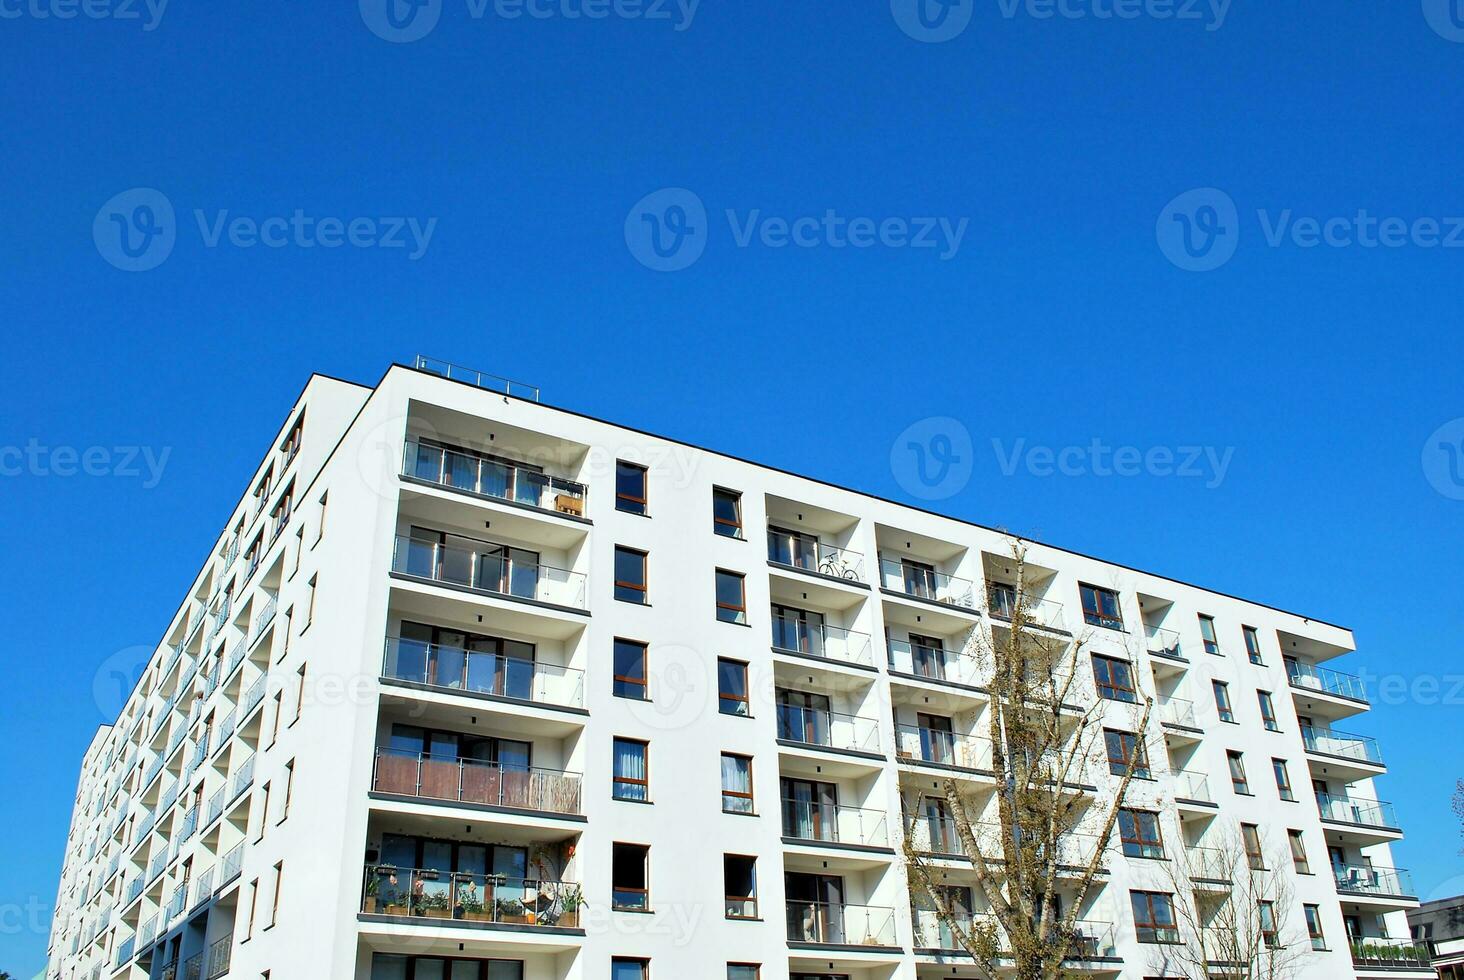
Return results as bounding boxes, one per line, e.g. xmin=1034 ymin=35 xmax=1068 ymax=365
xmin=1184 ymin=845 xmax=1232 ymax=884
xmin=404 ymin=439 xmax=586 ymax=518
xmin=766 ymin=529 xmax=866 ymax=583
xmin=879 ymin=558 xmax=976 ymax=609
xmin=204 ymin=932 xmax=232 ymax=980
xmin=363 ymin=866 xmax=582 ymax=929
xmin=1350 ymin=937 xmax=1434 ymax=970
xmin=1287 ymin=660 xmax=1368 ymax=703
xmin=771 ymin=615 xmax=873 ymax=669
xmin=183 ymin=952 xmax=203 ymax=980
xmin=1316 ymin=793 xmax=1399 ymax=831
xmin=219 ymin=842 xmax=244 ymax=887
xmin=113 ymin=936 xmax=135 ymax=968
xmin=910 ymin=910 xmax=1116 ymax=958
xmin=775 ymin=705 xmax=881 ymax=755
xmin=886 ymin=638 xmax=978 ymax=686
xmin=1145 ymin=625 xmax=1186 ymax=663
xmin=781 ymin=798 xmax=889 ymax=849
xmin=1334 ymin=865 xmax=1416 ymax=899
xmin=1158 ymin=696 xmax=1200 ymax=730
xmin=987 ymin=588 xmax=1068 ymax=633
xmin=372 ymin=747 xmax=583 ymax=816
xmin=786 ymin=900 xmax=897 ymax=947
xmin=392 ymin=535 xmax=587 ymax=611
xmin=383 ymin=636 xmax=585 ymax=709
xmin=1172 ymin=770 xmax=1213 ymax=805
xmin=1302 ymin=726 xmax=1384 ymax=766
xmin=894 ymin=724 xmax=992 ymax=771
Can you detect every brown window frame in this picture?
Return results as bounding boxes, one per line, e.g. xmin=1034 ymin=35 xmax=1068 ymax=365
xmin=611 ymin=843 xmax=651 ymax=911
xmin=1118 ymin=808 xmax=1164 ymax=859
xmin=723 ymin=854 xmax=758 ymax=920
xmin=1104 ymin=728 xmax=1150 ymax=779
xmin=615 ymin=460 xmax=649 ymax=515
xmin=715 ymin=569 xmax=747 ymax=624
xmin=717 ymin=658 xmax=750 ymax=716
xmin=614 ymin=546 xmax=649 ymax=604
xmin=1130 ymin=890 xmax=1179 ymax=944
xmin=1199 ymin=614 xmax=1219 ymax=655
xmin=1272 ymin=758 xmax=1295 ymax=801
xmin=1078 ymin=583 xmax=1124 ymax=630
xmin=1258 ymin=690 xmax=1279 ymax=731
xmin=720 ymin=753 xmax=754 ymax=815
xmin=713 ymin=487 xmax=744 ymax=538
xmin=1228 ymin=751 xmax=1251 ymax=795
xmin=1242 ymin=823 xmax=1266 ymax=870
xmin=613 ymin=638 xmax=649 ymax=700
xmin=1212 ymin=680 xmax=1234 ymax=723
xmin=1288 ymin=829 xmax=1311 ymax=874
xmin=1243 ymin=625 xmax=1263 ymax=664
xmin=612 ymin=738 xmax=650 ymax=803
xmin=1091 ymin=654 xmax=1139 ymax=703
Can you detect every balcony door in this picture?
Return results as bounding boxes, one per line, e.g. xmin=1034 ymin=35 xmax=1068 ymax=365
xmin=781 ymin=778 xmax=838 ymax=842
xmin=772 ymin=604 xmax=825 ymax=657
xmin=901 ymin=559 xmax=938 ymax=599
xmin=785 ymin=872 xmax=845 ymax=944
xmin=917 ymin=713 xmax=955 ymax=765
xmin=909 ymin=632 xmax=946 ymax=679
xmin=776 ymin=690 xmax=832 ymax=746
xmin=768 ymin=526 xmax=817 ymax=570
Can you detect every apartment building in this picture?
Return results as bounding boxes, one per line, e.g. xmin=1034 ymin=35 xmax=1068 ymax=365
xmin=47 ymin=356 xmax=1428 ymax=980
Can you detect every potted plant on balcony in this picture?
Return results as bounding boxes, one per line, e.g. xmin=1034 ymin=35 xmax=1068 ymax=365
xmin=494 ymin=895 xmax=529 ymax=923
xmin=457 ymin=887 xmax=490 ymax=923
xmin=420 ymin=890 xmax=452 ymax=920
xmin=363 ymin=873 xmax=380 ymax=914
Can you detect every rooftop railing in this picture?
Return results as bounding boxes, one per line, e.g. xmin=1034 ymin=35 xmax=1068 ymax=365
xmin=1316 ymin=793 xmax=1399 ymax=830
xmin=775 ymin=704 xmax=881 ymax=754
xmin=392 ymin=535 xmax=588 ymax=610
xmin=879 ymin=558 xmax=976 ymax=609
xmin=894 ymin=724 xmax=992 ymax=771
xmin=383 ymin=636 xmax=585 ymax=709
xmin=886 ymin=638 xmax=980 ymax=686
xmin=1287 ymin=660 xmax=1368 ymax=703
xmin=770 ymin=615 xmax=873 ymax=668
xmin=781 ymin=798 xmax=888 ymax=848
xmin=404 ymin=439 xmax=585 ymax=517
xmin=766 ymin=529 xmax=865 ymax=582
xmin=786 ymin=900 xmax=897 ymax=947
xmin=364 ymin=866 xmax=581 ymax=928
xmin=372 ymin=747 xmax=583 ymax=816
xmin=1301 ymin=726 xmax=1383 ymax=765
xmin=413 ymin=355 xmax=541 ymax=402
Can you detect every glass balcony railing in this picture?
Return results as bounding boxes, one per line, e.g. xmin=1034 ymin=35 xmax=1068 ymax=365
xmin=219 ymin=843 xmax=244 ymax=887
xmin=1158 ymin=696 xmax=1199 ymax=729
xmin=363 ymin=866 xmax=582 ymax=928
xmin=886 ymin=638 xmax=979 ymax=685
xmin=1316 ymin=793 xmax=1398 ymax=830
xmin=1144 ymin=625 xmax=1185 ymax=661
xmin=1350 ymin=937 xmax=1434 ymax=968
xmin=204 ymin=932 xmax=232 ymax=980
xmin=183 ymin=952 xmax=204 ymax=980
xmin=775 ymin=705 xmax=881 ymax=754
xmin=1334 ymin=865 xmax=1415 ymax=898
xmin=404 ymin=439 xmax=586 ymax=517
xmin=1184 ymin=845 xmax=1232 ymax=882
xmin=1173 ymin=770 xmax=1213 ymax=804
xmin=413 ymin=355 xmax=541 ymax=402
xmin=191 ymin=867 xmax=214 ymax=909
xmin=770 ymin=615 xmax=873 ymax=667
xmin=766 ymin=530 xmax=865 ymax=582
xmin=879 ymin=558 xmax=976 ymax=609
xmin=1287 ymin=660 xmax=1367 ymax=703
xmin=372 ymin=747 xmax=583 ymax=815
xmin=894 ymin=724 xmax=993 ymax=771
xmin=383 ymin=636 xmax=585 ymax=708
xmin=781 ymin=798 xmax=888 ymax=848
xmin=1301 ymin=726 xmax=1384 ymax=765
xmin=113 ymin=937 xmax=135 ymax=968
xmin=987 ymin=589 xmax=1068 ymax=632
xmin=786 ymin=900 xmax=896 ymax=946
xmin=392 ymin=535 xmax=588 ymax=609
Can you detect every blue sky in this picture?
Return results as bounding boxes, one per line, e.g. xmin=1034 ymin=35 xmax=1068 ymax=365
xmin=3 ymin=0 xmax=1464 ymax=973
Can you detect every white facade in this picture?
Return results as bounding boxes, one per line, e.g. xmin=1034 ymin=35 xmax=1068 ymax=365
xmin=47 ymin=359 xmax=1430 ymax=980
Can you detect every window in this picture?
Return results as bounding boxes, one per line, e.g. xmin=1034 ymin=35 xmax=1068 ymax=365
xmin=1104 ymin=729 xmax=1150 ymax=779
xmin=1092 ymin=655 xmax=1138 ymax=703
xmin=615 ymin=461 xmax=648 ymax=515
xmin=611 ymin=843 xmax=649 ymax=910
xmin=613 ymin=638 xmax=648 ymax=700
xmin=721 ymin=754 xmax=754 ymax=814
xmin=713 ymin=488 xmax=743 ymax=538
xmin=1079 ymin=584 xmax=1124 ymax=629
xmin=304 ymin=575 xmax=317 ymax=628
xmin=1212 ymin=680 xmax=1234 ymax=723
xmin=1199 ymin=615 xmax=1219 ymax=655
xmin=1130 ymin=891 xmax=1179 ymax=944
xmin=611 ymin=960 xmax=648 ymax=980
xmin=293 ymin=664 xmax=306 ymax=723
xmin=1259 ymin=900 xmax=1279 ymax=948
xmin=1288 ymin=829 xmax=1311 ymax=874
xmin=1118 ymin=809 xmax=1164 ymax=859
xmin=727 ymin=966 xmax=759 ymax=980
xmin=1241 ymin=823 xmax=1265 ymax=869
xmin=614 ymin=547 xmax=648 ymax=604
xmin=1228 ymin=751 xmax=1250 ymax=795
xmin=1258 ymin=690 xmax=1279 ymax=731
xmin=316 ymin=491 xmax=327 ymax=542
xmin=257 ymin=783 xmax=271 ymax=841
xmin=279 ymin=608 xmax=292 ymax=662
xmin=281 ymin=760 xmax=294 ymax=821
xmin=245 ymin=877 xmax=259 ymax=938
xmin=718 ymin=659 xmax=750 ymax=716
xmin=1304 ymin=904 xmax=1326 ymax=950
xmin=723 ymin=855 xmax=757 ymax=919
xmin=269 ymin=861 xmax=283 ymax=926
xmin=1243 ymin=625 xmax=1263 ymax=664
xmin=715 ymin=569 xmax=747 ymax=624
xmin=269 ymin=691 xmax=284 ymax=746
xmin=612 ymin=739 xmax=649 ymax=802
xmin=292 ymin=527 xmax=304 ymax=577
xmin=1272 ymin=758 xmax=1295 ymax=801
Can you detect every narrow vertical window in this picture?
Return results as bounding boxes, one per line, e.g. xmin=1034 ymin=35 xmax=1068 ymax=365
xmin=1212 ymin=680 xmax=1234 ymax=722
xmin=282 ymin=760 xmax=294 ymax=820
xmin=1258 ymin=690 xmax=1279 ymax=731
xmin=615 ymin=461 xmax=648 ymax=515
xmin=1288 ymin=829 xmax=1310 ymax=874
xmin=1228 ymin=751 xmax=1250 ymax=795
xmin=1304 ymin=904 xmax=1325 ymax=949
xmin=612 ymin=739 xmax=649 ymax=802
xmin=293 ymin=664 xmax=306 ymax=723
xmin=1199 ymin=614 xmax=1219 ymax=655
xmin=718 ymin=659 xmax=750 ymax=716
xmin=269 ymin=861 xmax=283 ymax=926
xmin=1272 ymin=758 xmax=1294 ymax=801
xmin=304 ymin=575 xmax=317 ymax=628
xmin=715 ymin=569 xmax=747 ymax=624
xmin=1241 ymin=823 xmax=1265 ymax=869
xmin=1243 ymin=625 xmax=1263 ymax=664
xmin=613 ymin=639 xmax=649 ymax=700
xmin=720 ymin=754 xmax=754 ymax=814
xmin=713 ymin=488 xmax=743 ymax=538
xmin=611 ymin=844 xmax=650 ymax=910
xmin=246 ymin=878 xmax=259 ymax=938
xmin=316 ymin=491 xmax=327 ymax=542
xmin=723 ymin=855 xmax=757 ymax=919
xmin=614 ymin=547 xmax=648 ymax=604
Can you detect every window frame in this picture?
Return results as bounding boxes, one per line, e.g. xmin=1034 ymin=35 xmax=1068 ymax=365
xmin=715 ymin=569 xmax=747 ymax=625
xmin=1199 ymin=614 xmax=1219 ymax=655
xmin=1288 ymin=829 xmax=1311 ymax=874
xmin=723 ymin=853 xmax=758 ymax=920
xmin=1258 ymin=690 xmax=1279 ymax=731
xmin=613 ymin=546 xmax=649 ymax=604
xmin=1241 ymin=823 xmax=1266 ymax=870
xmin=1243 ymin=625 xmax=1263 ymax=664
xmin=718 ymin=658 xmax=751 ymax=717
xmin=615 ymin=460 xmax=649 ymax=516
xmin=1212 ymin=679 xmax=1235 ymax=723
xmin=1118 ymin=808 xmax=1165 ymax=859
xmin=713 ymin=487 xmax=744 ymax=539
xmin=612 ymin=638 xmax=650 ymax=701
xmin=1078 ymin=583 xmax=1124 ymax=630
xmin=1092 ymin=654 xmax=1139 ymax=703
xmin=1272 ymin=758 xmax=1295 ymax=801
xmin=720 ymin=753 xmax=755 ymax=815
xmin=611 ymin=843 xmax=651 ymax=912
xmin=1130 ymin=890 xmax=1179 ymax=944
xmin=1228 ymin=751 xmax=1251 ymax=795
xmin=612 ymin=738 xmax=650 ymax=803
xmin=1104 ymin=728 xmax=1150 ymax=779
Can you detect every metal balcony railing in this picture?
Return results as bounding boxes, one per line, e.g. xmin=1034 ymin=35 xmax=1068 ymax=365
xmin=775 ymin=705 xmax=881 ymax=754
xmin=392 ymin=535 xmax=587 ymax=609
xmin=987 ymin=588 xmax=1068 ymax=631
xmin=364 ymin=866 xmax=581 ymax=927
xmin=1349 ymin=937 xmax=1433 ymax=968
xmin=1316 ymin=793 xmax=1398 ymax=830
xmin=413 ymin=355 xmax=541 ymax=402
xmin=781 ymin=798 xmax=888 ymax=848
xmin=770 ymin=615 xmax=873 ymax=667
xmin=404 ymin=439 xmax=586 ymax=517
xmin=382 ymin=636 xmax=585 ymax=708
xmin=886 ymin=638 xmax=978 ymax=685
xmin=879 ymin=558 xmax=976 ymax=608
xmin=204 ymin=932 xmax=232 ymax=979
xmin=766 ymin=529 xmax=865 ymax=582
xmin=786 ymin=900 xmax=897 ymax=946
xmin=1287 ymin=660 xmax=1368 ymax=702
xmin=894 ymin=724 xmax=992 ymax=771
xmin=1301 ymin=726 xmax=1383 ymax=765
xmin=372 ymin=748 xmax=583 ymax=815
xmin=909 ymin=911 xmax=1116 ymax=958
xmin=1334 ymin=865 xmax=1415 ymax=898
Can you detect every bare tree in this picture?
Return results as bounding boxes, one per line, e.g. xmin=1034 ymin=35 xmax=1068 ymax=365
xmin=902 ymin=541 xmax=1154 ymax=980
xmin=1148 ymin=832 xmax=1308 ymax=980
